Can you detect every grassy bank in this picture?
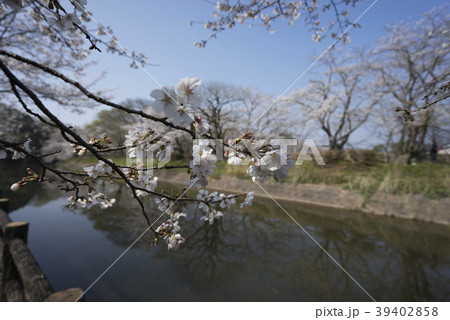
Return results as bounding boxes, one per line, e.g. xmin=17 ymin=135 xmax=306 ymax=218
xmin=211 ymin=160 xmax=450 ymax=200
xmin=61 ymin=156 xmax=450 ymax=200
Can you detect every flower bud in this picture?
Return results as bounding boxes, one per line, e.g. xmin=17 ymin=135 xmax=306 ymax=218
xmin=11 ymin=182 xmax=21 ymax=191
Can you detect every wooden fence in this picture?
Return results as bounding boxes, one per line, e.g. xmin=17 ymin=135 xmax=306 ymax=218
xmin=0 ymin=199 xmax=84 ymax=302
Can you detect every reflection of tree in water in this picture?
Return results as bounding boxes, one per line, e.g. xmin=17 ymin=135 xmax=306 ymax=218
xmin=170 ymin=215 xmax=248 ymax=285
xmin=80 ymin=180 xmax=157 ymax=246
xmin=278 ymin=224 xmax=450 ymax=301
xmin=79 ymin=182 xmax=450 ymax=301
xmin=168 ymin=206 xmax=293 ymax=286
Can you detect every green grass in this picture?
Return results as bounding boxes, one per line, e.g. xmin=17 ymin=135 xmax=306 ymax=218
xmin=210 ymin=160 xmax=450 ymax=200
xmin=61 ymin=156 xmax=450 ymax=200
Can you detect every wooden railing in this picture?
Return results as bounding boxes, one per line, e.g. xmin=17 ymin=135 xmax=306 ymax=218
xmin=0 ymin=199 xmax=84 ymax=302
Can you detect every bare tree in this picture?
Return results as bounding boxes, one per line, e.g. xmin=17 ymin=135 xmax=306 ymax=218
xmin=288 ymin=47 xmax=380 ymax=150
xmin=194 ymin=83 xmax=302 ymax=141
xmin=238 ymin=87 xmax=302 ymax=139
xmin=372 ymin=7 xmax=450 ymax=163
xmin=194 ymin=81 xmax=242 ymax=139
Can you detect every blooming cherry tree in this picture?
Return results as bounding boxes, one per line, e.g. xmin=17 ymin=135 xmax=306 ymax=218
xmin=0 ymin=0 xmax=300 ymax=251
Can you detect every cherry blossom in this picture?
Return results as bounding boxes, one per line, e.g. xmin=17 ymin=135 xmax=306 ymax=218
xmin=83 ymin=160 xmax=113 ymax=178
xmin=166 ymin=233 xmax=185 ymax=250
xmin=155 ymin=197 xmax=173 ymax=212
xmin=246 ymin=149 xmax=295 ymax=182
xmin=189 ymin=141 xmax=217 ymax=188
xmin=176 ymin=77 xmax=202 ymax=106
xmin=227 ymin=150 xmax=246 ymax=165
xmin=240 ymin=192 xmax=254 ymax=208
xmin=192 ymin=116 xmax=210 ymax=138
xmin=155 ymin=145 xmax=174 ymax=162
xmin=165 ymin=104 xmax=194 ymax=126
xmin=200 ymin=208 xmax=223 ymax=225
xmin=66 ymin=191 xmax=116 ymax=211
xmin=150 ymin=78 xmax=202 ymax=127
xmin=47 ymin=9 xmax=81 ymax=31
xmin=196 ymin=189 xmax=238 ymax=224
xmin=11 ymin=150 xmax=26 ymax=160
xmin=0 ymin=139 xmax=32 ymax=160
xmin=72 ymin=144 xmax=87 ymax=156
xmin=197 ymin=189 xmax=221 ymax=211
xmin=218 ymin=192 xmax=236 ymax=209
xmin=155 ymin=211 xmax=187 ymax=250
xmin=130 ymin=170 xmax=158 ymax=197
xmin=125 ymin=127 xmax=160 ymax=159
xmin=150 ymin=86 xmax=177 ymax=114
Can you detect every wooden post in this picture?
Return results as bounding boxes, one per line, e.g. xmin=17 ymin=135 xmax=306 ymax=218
xmin=2 ymin=221 xmax=53 ymax=301
xmin=7 ymin=238 xmax=53 ymax=301
xmin=4 ymin=279 xmax=24 ymax=302
xmin=1 ymin=221 xmax=29 ymax=302
xmin=45 ymin=288 xmax=85 ymax=302
xmin=4 ymin=222 xmax=29 ymax=244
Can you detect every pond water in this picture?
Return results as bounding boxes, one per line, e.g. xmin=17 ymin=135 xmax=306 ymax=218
xmin=1 ymin=161 xmax=449 ymax=301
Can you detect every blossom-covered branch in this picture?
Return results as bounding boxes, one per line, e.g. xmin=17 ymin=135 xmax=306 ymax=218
xmin=0 ymin=0 xmax=300 ymax=251
xmin=193 ymin=0 xmax=361 ymax=48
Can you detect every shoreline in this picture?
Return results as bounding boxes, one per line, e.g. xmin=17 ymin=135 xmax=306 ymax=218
xmin=156 ymin=171 xmax=450 ymax=226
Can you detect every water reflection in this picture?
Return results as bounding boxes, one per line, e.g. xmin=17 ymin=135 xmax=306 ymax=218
xmin=80 ymin=183 xmax=450 ymax=301
xmin=2 ymin=162 xmax=449 ymax=301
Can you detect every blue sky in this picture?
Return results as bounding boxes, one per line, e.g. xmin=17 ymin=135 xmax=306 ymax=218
xmin=54 ymin=0 xmax=449 ymax=127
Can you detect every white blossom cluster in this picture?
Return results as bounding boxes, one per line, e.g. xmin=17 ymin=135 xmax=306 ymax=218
xmin=189 ymin=141 xmax=217 ymax=188
xmin=240 ymin=191 xmax=254 ymax=208
xmin=247 ymin=149 xmax=295 ymax=182
xmin=226 ymin=139 xmax=295 ymax=182
xmin=0 ymin=139 xmax=31 ymax=160
xmin=196 ymin=189 xmax=253 ymax=224
xmin=227 ymin=150 xmax=246 ymax=165
xmin=210 ymin=0 xmax=302 ymax=31
xmin=83 ymin=160 xmax=113 ymax=178
xmin=154 ymin=197 xmax=173 ymax=212
xmin=155 ymin=210 xmax=187 ymax=250
xmin=123 ymin=168 xmax=158 ymax=197
xmin=193 ymin=0 xmax=358 ymax=48
xmin=197 ymin=189 xmax=229 ymax=224
xmin=150 ymin=78 xmax=198 ymax=125
xmin=72 ymin=144 xmax=87 ymax=157
xmin=71 ymin=133 xmax=113 ymax=157
xmin=66 ymin=191 xmax=116 ymax=210
xmin=1 ymin=0 xmax=90 ymax=31
xmin=150 ymin=78 xmax=210 ymax=137
xmin=124 ymin=127 xmax=173 ymax=161
xmin=46 ymin=0 xmax=87 ymax=31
